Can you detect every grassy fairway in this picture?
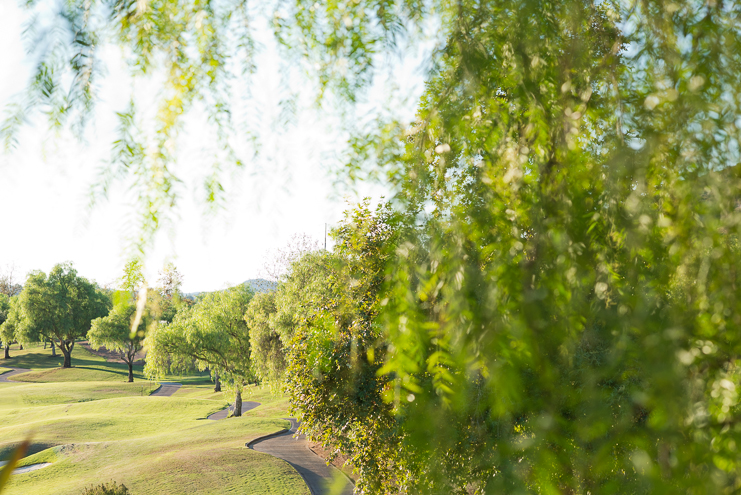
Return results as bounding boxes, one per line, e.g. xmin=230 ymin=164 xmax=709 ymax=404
xmin=3 ymin=343 xmax=210 ymax=384
xmin=0 ymin=345 xmax=309 ymax=495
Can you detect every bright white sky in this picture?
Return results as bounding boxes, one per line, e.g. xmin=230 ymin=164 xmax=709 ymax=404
xmin=0 ymin=2 xmax=429 ymax=292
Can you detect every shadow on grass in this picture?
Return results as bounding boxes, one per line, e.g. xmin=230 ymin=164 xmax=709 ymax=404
xmin=3 ymin=343 xmax=213 ymax=385
xmin=1 ymin=347 xmax=64 ymax=370
xmin=0 ymin=443 xmax=55 ymax=462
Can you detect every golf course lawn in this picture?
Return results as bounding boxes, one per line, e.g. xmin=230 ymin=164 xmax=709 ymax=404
xmin=0 ymin=344 xmax=309 ymax=495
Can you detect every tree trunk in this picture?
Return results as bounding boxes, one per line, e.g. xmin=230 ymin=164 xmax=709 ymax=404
xmin=60 ymin=340 xmax=72 ymax=368
xmin=214 ymin=371 xmax=221 ymax=392
xmin=127 ymin=362 xmax=134 ymax=382
xmin=19 ymin=344 xmax=23 ymax=350
xmin=234 ymin=388 xmax=242 ymax=417
xmin=44 ymin=340 xmax=47 ymax=349
xmin=3 ymin=345 xmax=9 ymax=359
xmin=50 ymin=340 xmax=57 ymax=357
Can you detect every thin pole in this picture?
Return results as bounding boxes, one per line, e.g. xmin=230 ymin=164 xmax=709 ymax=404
xmin=324 ymin=223 xmax=327 ymax=250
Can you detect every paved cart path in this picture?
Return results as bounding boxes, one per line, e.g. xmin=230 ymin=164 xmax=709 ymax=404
xmin=207 ymin=401 xmax=260 ymax=420
xmin=0 ymin=367 xmax=30 ymax=382
xmin=150 ymin=382 xmax=182 ymax=396
xmin=249 ymin=419 xmax=353 ymax=495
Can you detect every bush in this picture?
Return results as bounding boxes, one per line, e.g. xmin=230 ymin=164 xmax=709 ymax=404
xmin=81 ymin=482 xmax=130 ymax=495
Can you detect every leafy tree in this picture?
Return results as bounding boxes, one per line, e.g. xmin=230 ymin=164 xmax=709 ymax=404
xmin=152 ymin=263 xmax=188 ymax=323
xmin=0 ymin=294 xmax=13 ymax=359
xmin=2 ymin=296 xmax=36 ymax=361
xmin=89 ymin=295 xmax=147 ymax=382
xmin=282 ymin=201 xmax=404 ymax=493
xmin=145 ymin=285 xmax=254 ymax=415
xmin=146 ymin=288 xmax=188 ymax=325
xmin=244 ymin=291 xmax=284 ymax=385
xmin=366 ymin=2 xmax=741 ymax=494
xmin=18 ymin=263 xmax=110 ymax=368
xmin=119 ymin=259 xmax=146 ymax=295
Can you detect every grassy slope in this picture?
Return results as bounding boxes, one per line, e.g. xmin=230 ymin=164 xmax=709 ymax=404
xmin=3 ymin=343 xmax=211 ymax=384
xmin=0 ymin=346 xmax=308 ymax=495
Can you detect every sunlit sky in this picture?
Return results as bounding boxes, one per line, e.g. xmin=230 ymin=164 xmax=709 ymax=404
xmin=0 ymin=3 xmax=428 ymax=292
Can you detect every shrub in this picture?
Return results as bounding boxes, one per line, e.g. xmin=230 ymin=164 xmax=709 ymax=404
xmin=81 ymin=482 xmax=130 ymax=495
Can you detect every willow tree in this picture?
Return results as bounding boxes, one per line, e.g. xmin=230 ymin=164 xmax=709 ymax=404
xmin=144 ymin=285 xmax=254 ymax=416
xmin=244 ymin=291 xmax=284 ymax=385
xmin=371 ymin=3 xmax=741 ymax=495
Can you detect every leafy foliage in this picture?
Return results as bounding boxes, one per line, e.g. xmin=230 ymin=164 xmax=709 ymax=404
xmin=80 ymin=481 xmax=130 ymax=495
xmin=368 ymin=1 xmax=741 ymax=494
xmin=2 ymin=0 xmax=429 ymax=254
xmin=119 ymin=259 xmax=146 ymax=295
xmin=0 ymin=296 xmax=24 ymax=359
xmin=280 ymin=201 xmax=407 ymax=493
xmin=17 ymin=263 xmax=110 ymax=368
xmin=0 ymin=295 xmax=10 ymax=336
xmin=89 ymin=296 xmax=148 ymax=382
xmin=144 ymin=284 xmax=254 ymax=414
xmin=244 ymin=291 xmax=284 ymax=385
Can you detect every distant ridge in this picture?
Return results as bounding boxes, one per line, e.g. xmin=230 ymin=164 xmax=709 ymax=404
xmin=182 ymin=278 xmax=277 ymax=300
xmin=243 ymin=278 xmax=278 ymax=293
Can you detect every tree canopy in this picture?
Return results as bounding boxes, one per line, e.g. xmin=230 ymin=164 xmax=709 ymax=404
xmin=144 ymin=284 xmax=254 ymax=415
xmin=89 ymin=294 xmax=148 ymax=382
xmin=0 ymin=294 xmax=14 ymax=359
xmin=244 ymin=291 xmax=283 ymax=385
xmin=18 ymin=263 xmax=110 ymax=368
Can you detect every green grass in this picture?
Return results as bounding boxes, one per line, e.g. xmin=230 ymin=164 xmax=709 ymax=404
xmin=0 ymin=346 xmax=308 ymax=495
xmin=16 ymin=446 xmax=61 ymax=468
xmin=2 ymin=344 xmax=212 ymax=385
xmin=0 ymin=381 xmax=155 ymax=409
xmin=0 ymin=367 xmax=11 ymax=375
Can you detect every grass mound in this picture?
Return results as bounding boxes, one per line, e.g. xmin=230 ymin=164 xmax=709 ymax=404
xmin=0 ymin=345 xmax=308 ymax=495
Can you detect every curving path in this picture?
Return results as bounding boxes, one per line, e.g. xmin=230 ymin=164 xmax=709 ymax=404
xmin=0 ymin=367 xmax=30 ymax=383
xmin=150 ymin=382 xmax=182 ymax=396
xmin=207 ymin=401 xmax=260 ymax=420
xmin=249 ymin=419 xmax=353 ymax=495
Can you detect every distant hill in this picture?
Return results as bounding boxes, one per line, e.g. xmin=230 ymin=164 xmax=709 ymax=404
xmin=243 ymin=278 xmax=278 ymax=293
xmin=182 ymin=278 xmax=277 ymax=300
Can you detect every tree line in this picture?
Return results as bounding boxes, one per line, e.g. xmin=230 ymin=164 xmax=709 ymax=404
xmin=0 ymin=261 xmax=187 ymax=381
